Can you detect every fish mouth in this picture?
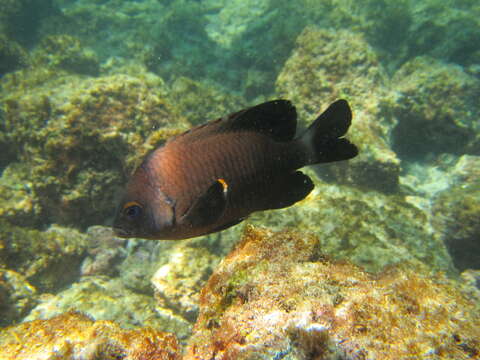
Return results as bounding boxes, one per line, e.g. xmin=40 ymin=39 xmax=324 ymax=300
xmin=113 ymin=226 xmax=131 ymax=238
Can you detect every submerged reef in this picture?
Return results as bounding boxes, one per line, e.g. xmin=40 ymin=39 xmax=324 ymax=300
xmin=1 ymin=227 xmax=478 ymax=359
xmin=0 ymin=311 xmax=181 ymax=360
xmin=1 ymin=61 xmax=187 ymax=229
xmin=249 ymin=174 xmax=455 ymax=275
xmin=0 ymin=34 xmax=28 ymax=76
xmin=277 ymin=27 xmax=400 ymax=193
xmin=0 ymin=0 xmax=479 ymax=356
xmin=0 ymin=269 xmax=36 ymax=327
xmin=34 ymin=35 xmax=100 ymax=76
xmin=432 ymin=155 xmax=480 ymax=271
xmin=0 ymin=221 xmax=88 ymax=293
xmin=185 ymin=227 xmax=479 ymax=359
xmin=23 ymin=276 xmax=193 ymax=342
xmin=391 ymin=56 xmax=480 ymax=158
xmin=168 ymin=77 xmax=247 ymax=126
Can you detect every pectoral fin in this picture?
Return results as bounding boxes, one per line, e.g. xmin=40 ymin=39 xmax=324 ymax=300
xmin=183 ymin=179 xmax=228 ymax=227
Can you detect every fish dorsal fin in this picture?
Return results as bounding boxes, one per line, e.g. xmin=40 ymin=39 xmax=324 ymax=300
xmin=219 ymin=99 xmax=297 ymax=141
xmin=171 ymin=100 xmax=297 ymax=144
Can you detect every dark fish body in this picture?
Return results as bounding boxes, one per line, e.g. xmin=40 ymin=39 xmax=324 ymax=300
xmin=113 ymin=99 xmax=358 ymax=240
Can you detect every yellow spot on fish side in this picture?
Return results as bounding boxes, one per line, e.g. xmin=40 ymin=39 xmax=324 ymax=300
xmin=218 ymin=178 xmax=228 ymax=193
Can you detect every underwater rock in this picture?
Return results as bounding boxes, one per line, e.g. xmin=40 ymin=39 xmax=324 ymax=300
xmin=391 ymin=56 xmax=480 ymax=159
xmin=0 ymin=221 xmax=88 ymax=293
xmin=34 ymin=35 xmax=100 ymax=76
xmin=0 ymin=311 xmax=181 ymax=360
xmin=80 ymin=226 xmax=127 ymax=277
xmin=185 ymin=226 xmax=480 ymax=359
xmin=399 ymin=154 xmax=460 ymax=197
xmin=168 ymin=77 xmax=247 ymax=126
xmin=277 ymin=27 xmax=400 ymax=193
xmin=0 ymin=0 xmax=58 ymax=45
xmin=405 ymin=1 xmax=480 ymax=67
xmin=432 ymin=155 xmax=480 ymax=271
xmin=151 ymin=243 xmax=219 ymax=322
xmin=1 ymin=65 xmax=187 ymax=229
xmin=461 ymin=269 xmax=480 ymax=304
xmin=0 ymin=269 xmax=37 ymax=327
xmin=0 ymin=34 xmax=28 ymax=76
xmin=23 ymin=276 xmax=192 ymax=341
xmin=0 ymin=163 xmax=42 ymax=228
xmin=249 ymin=171 xmax=455 ymax=275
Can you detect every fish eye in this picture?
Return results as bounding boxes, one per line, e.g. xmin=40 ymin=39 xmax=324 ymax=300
xmin=123 ymin=202 xmax=143 ymax=220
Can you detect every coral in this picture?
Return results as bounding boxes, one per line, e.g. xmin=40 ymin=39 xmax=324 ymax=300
xmin=276 ymin=27 xmax=400 ymax=193
xmin=1 ymin=65 xmax=187 ymax=228
xmin=185 ymin=226 xmax=480 ymax=359
xmin=23 ymin=276 xmax=192 ymax=341
xmin=432 ymin=156 xmax=480 ymax=271
xmin=0 ymin=221 xmax=88 ymax=293
xmin=0 ymin=269 xmax=37 ymax=327
xmin=0 ymin=311 xmax=181 ymax=360
xmin=151 ymin=243 xmax=219 ymax=322
xmin=391 ymin=56 xmax=480 ymax=159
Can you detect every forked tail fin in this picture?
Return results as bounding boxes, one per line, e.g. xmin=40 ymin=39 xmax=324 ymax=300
xmin=299 ymin=99 xmax=358 ymax=165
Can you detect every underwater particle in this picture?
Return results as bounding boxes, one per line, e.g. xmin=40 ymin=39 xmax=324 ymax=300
xmin=185 ymin=226 xmax=480 ymax=359
xmin=113 ymin=99 xmax=358 ymax=240
xmin=0 ymin=311 xmax=181 ymax=360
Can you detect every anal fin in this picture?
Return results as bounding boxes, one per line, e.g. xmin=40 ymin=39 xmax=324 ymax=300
xmin=261 ymin=171 xmax=314 ymax=211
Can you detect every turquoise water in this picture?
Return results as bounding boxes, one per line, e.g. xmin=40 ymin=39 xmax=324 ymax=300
xmin=0 ymin=0 xmax=479 ymax=356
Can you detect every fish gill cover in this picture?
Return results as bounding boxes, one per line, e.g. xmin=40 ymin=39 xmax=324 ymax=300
xmin=0 ymin=0 xmax=479 ymax=358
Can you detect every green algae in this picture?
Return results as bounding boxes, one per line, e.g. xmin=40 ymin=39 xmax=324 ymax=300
xmin=0 ymin=221 xmax=88 ymax=293
xmin=1 ymin=64 xmax=186 ymax=229
xmin=391 ymin=56 xmax=480 ymax=158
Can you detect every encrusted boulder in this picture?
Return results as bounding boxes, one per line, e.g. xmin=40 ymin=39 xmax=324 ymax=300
xmin=277 ymin=27 xmax=400 ymax=192
xmin=151 ymin=243 xmax=219 ymax=322
xmin=185 ymin=226 xmax=480 ymax=359
xmin=0 ymin=311 xmax=181 ymax=360
xmin=0 ymin=269 xmax=37 ymax=327
xmin=391 ymin=56 xmax=480 ymax=158
xmin=432 ymin=155 xmax=480 ymax=271
xmin=168 ymin=77 xmax=247 ymax=126
xmin=0 ymin=34 xmax=27 ymax=75
xmin=23 ymin=276 xmax=192 ymax=341
xmin=33 ymin=35 xmax=100 ymax=76
xmin=249 ymin=171 xmax=455 ymax=275
xmin=1 ymin=65 xmax=187 ymax=228
xmin=0 ymin=221 xmax=88 ymax=293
